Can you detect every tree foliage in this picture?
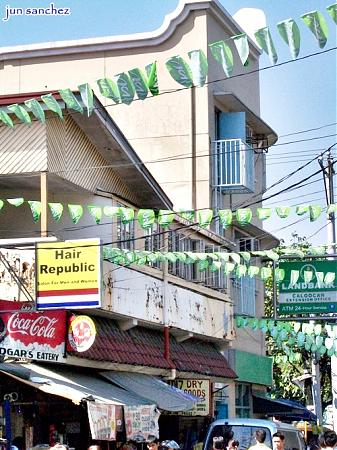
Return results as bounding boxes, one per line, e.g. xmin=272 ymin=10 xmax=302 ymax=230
xmin=264 ymin=233 xmax=332 ymax=407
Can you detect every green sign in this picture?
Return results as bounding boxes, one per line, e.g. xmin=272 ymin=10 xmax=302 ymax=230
xmin=278 ymin=260 xmax=337 ymax=315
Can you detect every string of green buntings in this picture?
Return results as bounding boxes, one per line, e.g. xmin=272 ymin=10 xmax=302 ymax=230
xmin=236 ymin=316 xmax=337 ymax=359
xmin=0 ymin=4 xmax=335 ymax=127
xmin=2 ymin=197 xmax=336 ymax=226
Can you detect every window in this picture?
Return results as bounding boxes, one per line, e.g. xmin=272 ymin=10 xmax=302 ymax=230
xmin=203 ymin=245 xmax=227 ymax=291
xmin=116 ymin=203 xmax=135 ymax=250
xmin=232 ymin=276 xmax=256 ymax=316
xmin=235 ymin=383 xmax=251 ymax=418
xmin=144 ymin=223 xmax=163 ymax=270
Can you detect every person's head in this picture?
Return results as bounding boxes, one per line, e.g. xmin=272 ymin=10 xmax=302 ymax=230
xmin=214 ymin=441 xmax=225 ymax=450
xmin=318 ymin=431 xmax=337 ymax=449
xmin=12 ymin=437 xmax=24 ymax=448
xmin=213 ymin=437 xmax=225 ymax=450
xmin=273 ymin=433 xmax=285 ymax=450
xmin=229 ymin=440 xmax=239 ymax=450
xmin=147 ymin=439 xmax=160 ymax=450
xmin=256 ymin=430 xmax=266 ymax=444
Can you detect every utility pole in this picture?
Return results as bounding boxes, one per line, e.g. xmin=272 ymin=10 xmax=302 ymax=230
xmin=319 ymin=149 xmax=337 ymax=429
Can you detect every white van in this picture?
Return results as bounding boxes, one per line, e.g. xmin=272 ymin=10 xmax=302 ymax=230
xmin=203 ymin=418 xmax=306 ymax=450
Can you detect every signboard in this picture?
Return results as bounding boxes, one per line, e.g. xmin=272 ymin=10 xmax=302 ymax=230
xmin=0 ymin=247 xmax=35 ymax=302
xmin=124 ymin=405 xmax=160 ymax=440
xmin=67 ymin=315 xmax=96 ymax=353
xmin=36 ymin=239 xmax=101 ymax=309
xmin=279 ymin=260 xmax=337 ymax=315
xmin=0 ymin=309 xmax=67 ymax=362
xmin=87 ymin=402 xmax=116 ymax=441
xmin=167 ymin=379 xmax=210 ymax=416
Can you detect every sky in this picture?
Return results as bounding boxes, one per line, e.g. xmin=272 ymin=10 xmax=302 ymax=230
xmin=0 ymin=0 xmax=336 ymax=246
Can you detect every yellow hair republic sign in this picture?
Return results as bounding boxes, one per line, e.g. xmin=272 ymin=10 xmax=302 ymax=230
xmin=36 ymin=239 xmax=101 ymax=310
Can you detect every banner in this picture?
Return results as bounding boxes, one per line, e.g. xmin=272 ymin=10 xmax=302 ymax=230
xmin=124 ymin=404 xmax=160 ymax=441
xmin=0 ymin=309 xmax=67 ymax=362
xmin=87 ymin=402 xmax=116 ymax=441
xmin=36 ymin=239 xmax=101 ymax=310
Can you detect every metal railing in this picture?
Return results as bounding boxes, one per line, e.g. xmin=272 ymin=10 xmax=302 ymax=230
xmin=212 ymin=139 xmax=254 ymax=193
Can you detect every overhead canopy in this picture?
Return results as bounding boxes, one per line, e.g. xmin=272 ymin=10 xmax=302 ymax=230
xmin=0 ymin=363 xmax=152 ymax=406
xmin=100 ymin=371 xmax=199 ymax=412
xmin=253 ymin=393 xmax=317 ymax=422
xmin=214 ymin=92 xmax=278 ymax=146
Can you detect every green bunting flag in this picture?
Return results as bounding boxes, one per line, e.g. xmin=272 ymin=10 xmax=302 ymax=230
xmin=145 ymin=62 xmax=159 ymax=96
xmin=158 ymin=210 xmax=175 ymax=228
xmin=24 ymin=99 xmax=46 ymax=123
xmin=7 ymin=104 xmax=31 ymax=125
xmin=327 ymin=3 xmax=337 ymax=23
xmin=248 ymin=266 xmax=260 ymax=278
xmin=87 ymin=205 xmax=102 ymax=224
xmin=68 ymin=204 xmax=84 ymax=224
xmin=254 ymin=27 xmax=278 ymax=64
xmin=236 ymin=208 xmax=253 ymax=225
xmin=119 ymin=208 xmax=134 ymax=224
xmin=301 ymin=11 xmax=329 ymax=48
xmin=257 ymin=208 xmax=272 ymax=221
xmin=96 ymin=78 xmax=121 ymax=104
xmin=7 ymin=198 xmax=24 ymax=207
xmin=0 ymin=110 xmax=14 ymax=127
xmin=115 ymin=73 xmax=135 ymax=105
xmin=48 ymin=202 xmax=64 ymax=221
xmin=188 ymin=50 xmax=208 ymax=87
xmin=0 ymin=200 xmax=4 ymax=211
xmin=209 ymin=40 xmax=234 ymax=77
xmin=165 ymin=56 xmax=194 ymax=88
xmin=137 ymin=209 xmax=156 ymax=229
xmin=296 ymin=205 xmax=309 ymax=216
xmin=179 ymin=209 xmax=195 ymax=222
xmin=232 ymin=33 xmax=250 ymax=66
xmin=236 ymin=264 xmax=247 ymax=278
xmin=219 ymin=209 xmax=233 ymax=228
xmin=260 ymin=267 xmax=272 ymax=280
xmin=277 ymin=19 xmax=301 ymax=59
xmin=128 ymin=63 xmax=158 ymax=100
xmin=309 ymin=205 xmax=322 ymax=221
xmin=28 ymin=200 xmax=42 ymax=223
xmin=78 ymin=83 xmax=94 ymax=117
xmin=59 ymin=89 xmax=84 ymax=113
xmin=103 ymin=206 xmax=120 ymax=218
xmin=41 ymin=94 xmax=63 ymax=119
xmin=276 ymin=206 xmax=291 ymax=218
xmin=223 ymin=262 xmax=235 ymax=274
xmin=198 ymin=209 xmax=213 ymax=228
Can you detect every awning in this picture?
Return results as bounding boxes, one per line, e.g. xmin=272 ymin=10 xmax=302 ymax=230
xmin=214 ymin=91 xmax=278 ymax=146
xmin=253 ymin=393 xmax=317 ymax=422
xmin=100 ymin=371 xmax=199 ymax=412
xmin=0 ymin=363 xmax=152 ymax=406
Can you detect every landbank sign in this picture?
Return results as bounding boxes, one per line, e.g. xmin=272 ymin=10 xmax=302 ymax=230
xmin=279 ymin=260 xmax=337 ymax=315
xmin=36 ymin=239 xmax=101 ymax=309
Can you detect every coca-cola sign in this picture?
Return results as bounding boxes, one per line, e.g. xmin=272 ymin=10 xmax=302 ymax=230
xmin=0 ymin=309 xmax=66 ymax=363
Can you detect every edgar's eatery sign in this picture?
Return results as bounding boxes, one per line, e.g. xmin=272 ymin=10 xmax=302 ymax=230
xmin=0 ymin=309 xmax=67 ymax=362
xmin=36 ymin=239 xmax=101 ymax=310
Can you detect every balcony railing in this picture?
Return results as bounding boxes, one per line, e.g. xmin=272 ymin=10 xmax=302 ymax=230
xmin=212 ymin=139 xmax=254 ymax=193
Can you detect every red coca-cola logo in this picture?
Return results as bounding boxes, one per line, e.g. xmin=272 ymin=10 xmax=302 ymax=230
xmin=8 ymin=314 xmax=58 ymax=339
xmin=1 ymin=310 xmax=66 ymax=347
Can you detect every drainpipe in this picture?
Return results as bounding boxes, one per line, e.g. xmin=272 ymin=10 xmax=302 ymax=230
xmin=163 ymin=232 xmax=176 ymax=378
xmin=191 ymin=86 xmax=197 ymax=211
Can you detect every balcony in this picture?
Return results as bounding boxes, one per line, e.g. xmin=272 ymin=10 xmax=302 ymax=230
xmin=212 ymin=139 xmax=254 ymax=193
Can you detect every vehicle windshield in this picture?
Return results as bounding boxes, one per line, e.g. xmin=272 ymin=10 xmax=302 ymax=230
xmin=204 ymin=425 xmax=272 ymax=450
